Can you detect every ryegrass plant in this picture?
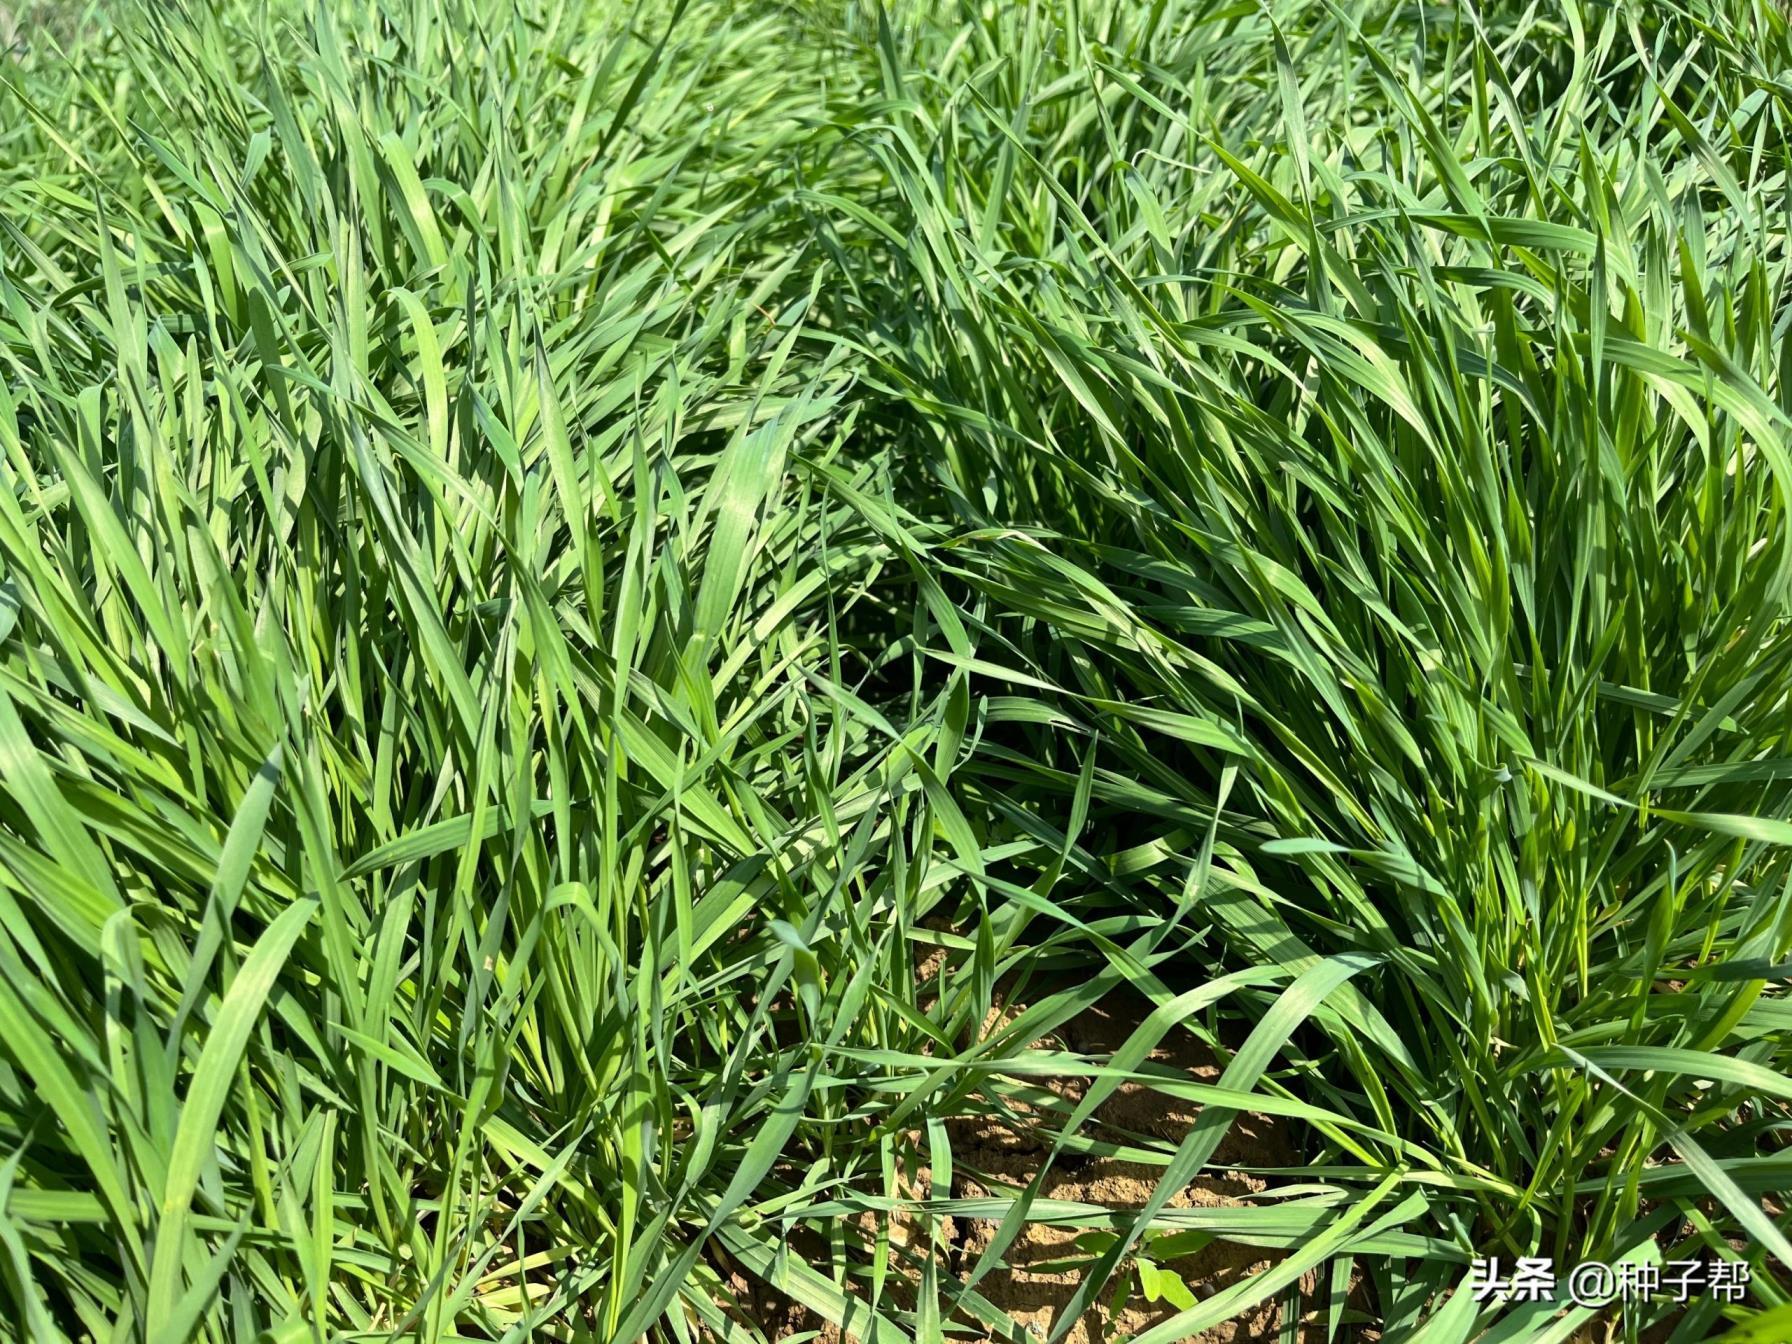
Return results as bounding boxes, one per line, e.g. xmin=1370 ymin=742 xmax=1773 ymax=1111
xmin=0 ymin=0 xmax=1789 ymax=1341
xmin=823 ymin=2 xmax=1792 ymax=1336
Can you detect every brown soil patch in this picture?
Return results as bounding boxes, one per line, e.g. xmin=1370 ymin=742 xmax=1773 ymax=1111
xmin=708 ymin=970 xmax=1372 ymax=1343
xmin=943 ymin=992 xmax=1317 ymax=1344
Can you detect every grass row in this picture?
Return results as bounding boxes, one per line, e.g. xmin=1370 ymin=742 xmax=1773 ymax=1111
xmin=1 ymin=0 xmax=1790 ymax=1341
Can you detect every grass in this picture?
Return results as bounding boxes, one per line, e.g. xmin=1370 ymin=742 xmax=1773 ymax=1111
xmin=0 ymin=0 xmax=1789 ymax=1341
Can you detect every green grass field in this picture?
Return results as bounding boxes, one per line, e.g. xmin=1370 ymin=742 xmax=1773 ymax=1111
xmin=1 ymin=0 xmax=1791 ymax=1340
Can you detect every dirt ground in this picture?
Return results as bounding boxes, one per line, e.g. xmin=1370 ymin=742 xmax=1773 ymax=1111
xmin=713 ymin=969 xmax=1370 ymax=1343
xmin=942 ymin=991 xmax=1315 ymax=1344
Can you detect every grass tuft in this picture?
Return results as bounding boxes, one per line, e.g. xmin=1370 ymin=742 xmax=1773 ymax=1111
xmin=0 ymin=1 xmax=1788 ymax=1341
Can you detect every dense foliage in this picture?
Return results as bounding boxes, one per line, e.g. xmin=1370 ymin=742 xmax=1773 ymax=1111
xmin=1 ymin=0 xmax=1790 ymax=1340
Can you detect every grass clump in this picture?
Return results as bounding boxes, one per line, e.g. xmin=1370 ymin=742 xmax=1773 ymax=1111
xmin=0 ymin=1 xmax=1790 ymax=1342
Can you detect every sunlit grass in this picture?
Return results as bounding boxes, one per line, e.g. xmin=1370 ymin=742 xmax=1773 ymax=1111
xmin=0 ymin=1 xmax=1788 ymax=1342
